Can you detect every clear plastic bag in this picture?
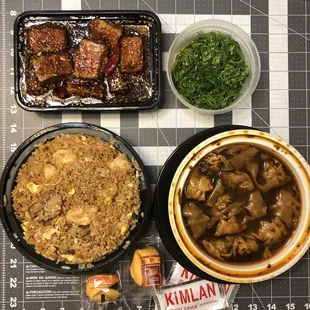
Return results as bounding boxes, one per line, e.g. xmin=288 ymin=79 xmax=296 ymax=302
xmin=121 ymin=243 xmax=165 ymax=309
xmin=81 ymin=270 xmax=130 ymax=310
xmin=223 ymin=284 xmax=240 ymax=310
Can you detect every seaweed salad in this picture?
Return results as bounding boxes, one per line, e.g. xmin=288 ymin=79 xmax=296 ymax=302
xmin=172 ymin=31 xmax=249 ymax=110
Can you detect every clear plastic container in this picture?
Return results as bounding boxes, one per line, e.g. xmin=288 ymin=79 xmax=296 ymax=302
xmin=167 ymin=19 xmax=261 ymax=114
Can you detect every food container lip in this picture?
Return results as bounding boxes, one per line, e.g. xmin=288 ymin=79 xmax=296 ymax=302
xmin=0 ymin=122 xmax=151 ymax=275
xmin=168 ymin=129 xmax=310 ymax=283
xmin=14 ymin=10 xmax=162 ymax=111
xmin=167 ymin=19 xmax=261 ymax=115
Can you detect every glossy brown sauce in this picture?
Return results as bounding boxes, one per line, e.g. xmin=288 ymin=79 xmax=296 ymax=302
xmin=181 ymin=143 xmax=300 ymax=263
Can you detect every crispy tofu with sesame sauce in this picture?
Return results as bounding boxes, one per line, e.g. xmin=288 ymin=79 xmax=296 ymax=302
xmin=32 ymin=53 xmax=73 ymax=84
xmin=120 ymin=37 xmax=144 ymax=73
xmin=88 ymin=19 xmax=123 ymax=51
xmin=25 ymin=65 xmax=48 ymax=95
xmin=67 ymin=80 xmax=105 ymax=99
xmin=28 ymin=25 xmax=68 ymax=54
xmin=107 ymin=67 xmax=128 ymax=94
xmin=73 ymin=40 xmax=107 ymax=80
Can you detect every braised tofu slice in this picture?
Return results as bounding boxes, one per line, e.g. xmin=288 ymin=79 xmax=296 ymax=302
xmin=120 ymin=37 xmax=143 ymax=73
xmin=32 ymin=53 xmax=73 ymax=84
xmin=67 ymin=80 xmax=105 ymax=99
xmin=88 ymin=19 xmax=123 ymax=51
xmin=26 ymin=73 xmax=47 ymax=95
xmin=107 ymin=67 xmax=128 ymax=94
xmin=26 ymin=65 xmax=48 ymax=95
xmin=28 ymin=25 xmax=68 ymax=54
xmin=73 ymin=40 xmax=107 ymax=80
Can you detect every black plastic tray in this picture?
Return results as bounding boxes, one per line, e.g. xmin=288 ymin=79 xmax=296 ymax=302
xmin=154 ymin=125 xmax=255 ymax=283
xmin=14 ymin=10 xmax=162 ymax=111
xmin=0 ymin=123 xmax=151 ymax=275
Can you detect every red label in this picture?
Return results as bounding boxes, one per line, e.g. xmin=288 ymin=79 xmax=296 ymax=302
xmin=141 ymin=264 xmax=163 ymax=287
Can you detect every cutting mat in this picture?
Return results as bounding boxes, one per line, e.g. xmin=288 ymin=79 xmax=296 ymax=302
xmin=0 ymin=0 xmax=309 ymax=309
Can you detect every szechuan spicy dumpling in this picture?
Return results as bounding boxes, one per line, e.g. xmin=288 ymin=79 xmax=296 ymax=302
xmin=182 ymin=202 xmax=210 ymax=239
xmin=181 ymin=143 xmax=300 ymax=263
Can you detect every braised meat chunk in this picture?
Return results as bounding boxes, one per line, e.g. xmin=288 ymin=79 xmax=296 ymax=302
xmin=67 ymin=80 xmax=105 ymax=99
xmin=44 ymin=194 xmax=62 ymax=220
xmin=28 ymin=25 xmax=68 ymax=54
xmin=88 ymin=19 xmax=123 ymax=51
xmin=32 ymin=53 xmax=73 ymax=84
xmin=27 ymin=194 xmax=62 ymax=222
xmin=73 ymin=40 xmax=107 ymax=80
xmin=120 ymin=37 xmax=144 ymax=73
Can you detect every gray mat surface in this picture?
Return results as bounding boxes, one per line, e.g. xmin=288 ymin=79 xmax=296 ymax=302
xmin=0 ymin=0 xmax=309 ymax=309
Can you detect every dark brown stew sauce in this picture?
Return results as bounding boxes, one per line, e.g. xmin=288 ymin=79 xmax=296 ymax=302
xmin=181 ymin=144 xmax=300 ymax=263
xmin=19 ymin=19 xmax=152 ymax=107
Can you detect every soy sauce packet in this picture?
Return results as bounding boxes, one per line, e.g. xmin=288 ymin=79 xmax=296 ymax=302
xmin=163 ymin=262 xmax=239 ymax=309
xmin=154 ymin=278 xmax=226 ymax=310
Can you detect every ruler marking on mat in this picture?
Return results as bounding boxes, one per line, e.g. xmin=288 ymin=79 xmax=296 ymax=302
xmin=1 ymin=0 xmax=6 ymax=171
xmin=1 ymin=230 xmax=6 ymax=310
xmin=1 ymin=0 xmax=6 ymax=309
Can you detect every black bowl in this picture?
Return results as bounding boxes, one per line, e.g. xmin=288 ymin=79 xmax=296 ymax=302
xmin=0 ymin=122 xmax=151 ymax=275
xmin=154 ymin=125 xmax=254 ymax=283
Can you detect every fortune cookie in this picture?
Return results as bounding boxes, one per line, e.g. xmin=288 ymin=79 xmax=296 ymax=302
xmin=130 ymin=246 xmax=163 ymax=287
xmin=85 ymin=274 xmax=120 ymax=303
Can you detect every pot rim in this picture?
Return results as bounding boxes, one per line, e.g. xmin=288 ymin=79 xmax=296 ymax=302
xmin=168 ymin=129 xmax=310 ymax=283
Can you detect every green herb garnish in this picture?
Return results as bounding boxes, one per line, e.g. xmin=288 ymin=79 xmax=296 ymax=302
xmin=172 ymin=31 xmax=249 ymax=110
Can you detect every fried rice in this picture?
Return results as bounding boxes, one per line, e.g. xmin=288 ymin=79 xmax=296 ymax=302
xmin=11 ymin=134 xmax=141 ymax=264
